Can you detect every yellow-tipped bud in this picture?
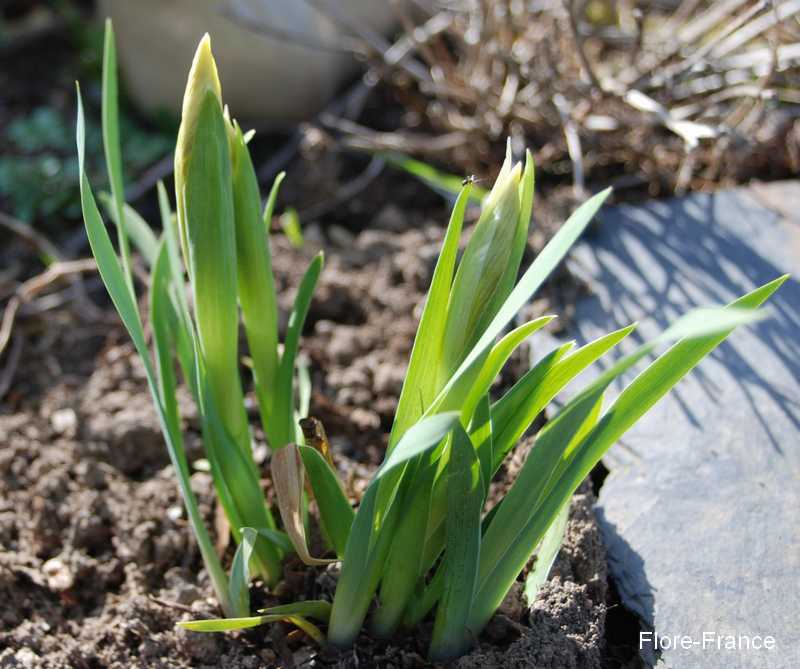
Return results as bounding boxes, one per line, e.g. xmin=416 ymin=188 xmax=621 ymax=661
xmin=174 ymin=35 xmax=223 ymax=252
xmin=171 ymin=33 xmax=249 ymax=448
xmin=175 ymin=34 xmax=222 ymax=173
xmin=439 ymin=155 xmax=526 ymax=377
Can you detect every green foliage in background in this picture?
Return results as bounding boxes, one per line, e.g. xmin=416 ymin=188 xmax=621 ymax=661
xmin=0 ymin=7 xmax=173 ymax=223
xmin=0 ymin=106 xmax=171 ymax=221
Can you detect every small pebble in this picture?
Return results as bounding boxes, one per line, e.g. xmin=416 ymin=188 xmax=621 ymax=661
xmin=375 ymin=204 xmax=405 ymax=232
xmin=14 ymin=648 xmax=38 ymax=669
xmin=42 ymin=556 xmax=74 ymax=592
xmin=350 ymin=408 xmax=380 ymax=430
xmin=50 ymin=408 xmax=77 ymax=435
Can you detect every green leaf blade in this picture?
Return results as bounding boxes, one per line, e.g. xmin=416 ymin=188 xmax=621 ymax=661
xmin=178 ymin=616 xmax=272 ymax=632
xmin=180 ymin=88 xmax=249 ymax=451
xmin=178 ymin=601 xmax=331 ymax=640
xmin=469 ymin=277 xmax=787 ymax=635
xmin=439 ymin=160 xmax=522 ymax=378
xmin=389 ymin=186 xmax=472 ymax=449
xmin=429 ymin=426 xmax=483 ymax=662
xmin=272 ymin=252 xmax=323 ymax=447
xmin=329 ymin=412 xmax=459 ymax=647
xmin=491 ymin=324 xmax=635 ymax=470
xmin=101 ymin=19 xmax=134 ymax=295
xmin=381 ymin=151 xmax=488 ymax=201
xmin=228 ymin=527 xmax=258 ymax=616
xmin=298 ymin=445 xmax=355 ymax=559
xmin=78 ymin=84 xmax=232 ymax=615
xmin=430 ymin=188 xmax=613 ymax=421
xmin=230 ymin=124 xmax=280 ymax=433
xmin=524 ymin=502 xmax=569 ymax=604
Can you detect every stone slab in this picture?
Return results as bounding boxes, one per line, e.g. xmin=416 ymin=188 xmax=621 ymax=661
xmin=561 ymin=181 xmax=800 ymax=668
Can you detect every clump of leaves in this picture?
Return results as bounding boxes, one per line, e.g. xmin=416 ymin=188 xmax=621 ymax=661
xmin=81 ymin=26 xmax=786 ymax=662
xmin=76 ymin=22 xmax=323 ymax=619
xmin=313 ymin=154 xmax=784 ymax=661
xmin=186 ymin=151 xmax=784 ymax=654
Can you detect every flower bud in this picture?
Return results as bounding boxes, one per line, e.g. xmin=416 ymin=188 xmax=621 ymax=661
xmin=174 ymin=33 xmax=221 ymax=237
xmin=440 ymin=149 xmax=531 ymax=378
xmin=173 ymin=34 xmax=248 ymax=449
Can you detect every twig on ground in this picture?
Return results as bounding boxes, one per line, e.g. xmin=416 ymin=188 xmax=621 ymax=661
xmin=675 ymin=148 xmax=699 ymax=195
xmin=562 ymin=0 xmax=605 ymax=93
xmin=0 ymin=334 xmax=24 ymax=400
xmin=1 ymin=209 xmax=102 ymax=333
xmin=297 ymin=155 xmax=385 ymax=221
xmin=322 ymin=116 xmax=469 ymax=155
xmin=553 ymin=94 xmax=587 ymax=198
xmin=303 ymin=0 xmax=433 ymax=83
xmin=147 ymin=595 xmax=200 ymax=615
xmin=0 ymin=259 xmax=98 ymax=359
xmin=0 ymin=211 xmax=62 ymax=262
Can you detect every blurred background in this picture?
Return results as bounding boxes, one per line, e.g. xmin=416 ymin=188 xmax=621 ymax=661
xmin=1 ymin=0 xmax=799 ymax=402
xmin=2 ymin=0 xmax=798 ymax=229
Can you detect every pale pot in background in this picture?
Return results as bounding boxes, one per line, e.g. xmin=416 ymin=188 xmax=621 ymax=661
xmin=98 ymin=0 xmax=398 ymax=123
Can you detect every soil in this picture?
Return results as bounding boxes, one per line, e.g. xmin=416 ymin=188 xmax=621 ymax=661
xmin=1 ymin=219 xmax=618 ymax=668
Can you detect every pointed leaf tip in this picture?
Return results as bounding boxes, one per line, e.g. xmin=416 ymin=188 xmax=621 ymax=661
xmin=181 ymin=32 xmax=222 ymax=122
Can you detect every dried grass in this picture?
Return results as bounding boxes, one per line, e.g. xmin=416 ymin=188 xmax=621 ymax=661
xmin=308 ymin=0 xmax=800 ymax=196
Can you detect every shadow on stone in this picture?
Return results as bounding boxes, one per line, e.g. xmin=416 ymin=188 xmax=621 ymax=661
xmin=566 ymin=183 xmax=800 ymax=668
xmin=572 ymin=188 xmax=800 ymax=453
